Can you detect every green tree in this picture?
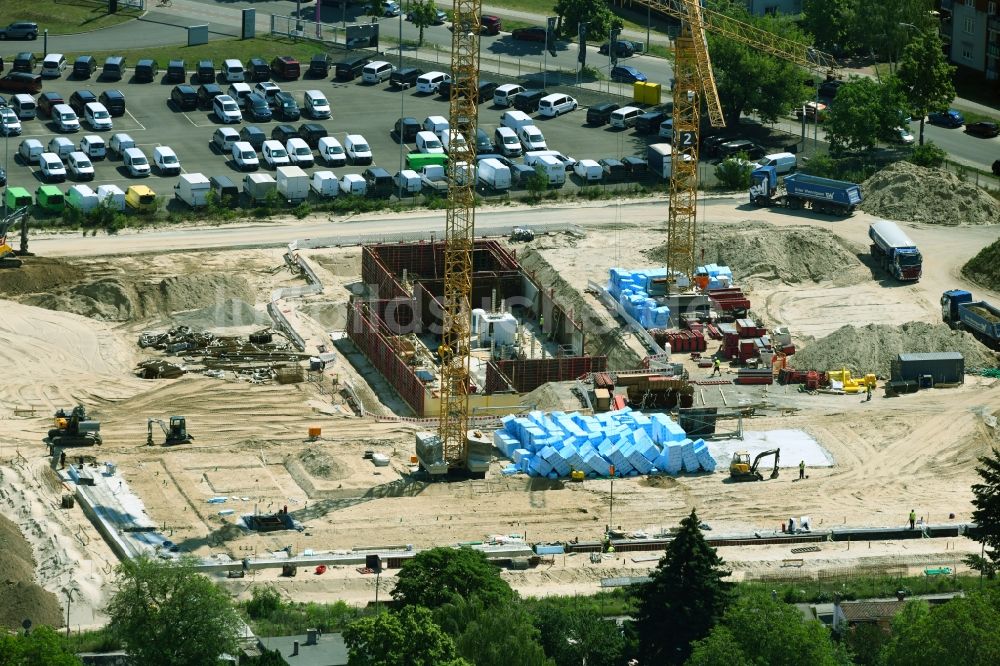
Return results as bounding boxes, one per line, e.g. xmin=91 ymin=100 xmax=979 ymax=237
xmin=343 ymin=606 xmax=470 ymax=666
xmin=908 ymin=141 xmax=946 ymax=167
xmin=531 ymin=602 xmax=634 ymax=666
xmin=966 ymin=448 xmax=1000 ymax=579
xmin=409 ymin=1 xmax=439 ymax=46
xmin=896 ymin=28 xmax=956 ymax=145
xmin=687 ymin=591 xmax=846 ymax=666
xmin=843 ymin=621 xmax=891 ymax=666
xmin=105 ymin=557 xmax=242 ymax=666
xmin=714 ymin=153 xmax=753 ymax=191
xmin=553 ymin=0 xmax=615 ymax=40
xmin=434 ymin=596 xmax=553 ymax=666
xmin=392 ymin=547 xmax=515 ymax=610
xmin=824 ymin=77 xmax=906 ymax=153
xmin=880 ymin=592 xmax=1000 ymax=666
xmin=0 ymin=626 xmax=81 ymax=666
xmin=634 ymin=509 xmax=733 ymax=665
xmin=707 ymin=8 xmax=810 ymax=127
xmin=364 ymin=0 xmax=383 ymax=18
xmin=852 ymin=0 xmax=935 ymax=62
xmin=801 ymin=0 xmax=859 ymax=54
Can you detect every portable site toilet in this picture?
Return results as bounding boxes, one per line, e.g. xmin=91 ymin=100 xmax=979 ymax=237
xmin=97 ymin=184 xmax=126 ymax=211
xmin=5 ymin=187 xmax=32 ymax=211
xmin=35 ymin=185 xmax=65 ymax=212
xmin=66 ymin=184 xmax=99 ymax=213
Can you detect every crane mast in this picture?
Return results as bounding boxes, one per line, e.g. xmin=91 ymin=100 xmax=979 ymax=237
xmin=438 ymin=0 xmax=481 ymax=470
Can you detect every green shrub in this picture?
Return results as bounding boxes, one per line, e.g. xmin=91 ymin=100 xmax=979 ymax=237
xmin=713 ymin=151 xmax=753 ymax=190
xmin=909 ymin=141 xmax=946 ymax=168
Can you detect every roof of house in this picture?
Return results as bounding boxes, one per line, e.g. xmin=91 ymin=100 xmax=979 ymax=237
xmin=257 ymin=633 xmax=348 ymax=666
xmin=839 ymin=600 xmax=907 ymax=622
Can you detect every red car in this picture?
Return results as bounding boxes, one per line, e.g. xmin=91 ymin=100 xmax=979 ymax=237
xmin=511 ymin=26 xmax=547 ymax=42
xmin=481 ymin=15 xmax=502 ymax=35
xmin=0 ymin=72 xmax=41 ymax=94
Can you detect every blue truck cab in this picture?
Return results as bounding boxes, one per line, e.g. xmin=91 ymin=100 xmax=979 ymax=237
xmin=750 ymin=166 xmax=862 ymax=215
xmin=941 ymin=289 xmax=1000 ymax=348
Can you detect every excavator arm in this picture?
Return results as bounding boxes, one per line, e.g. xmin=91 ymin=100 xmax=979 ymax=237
xmin=750 ymin=448 xmax=780 ymax=480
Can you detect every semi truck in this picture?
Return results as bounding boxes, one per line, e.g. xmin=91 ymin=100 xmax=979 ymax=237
xmin=941 ymin=290 xmax=1000 ymax=349
xmin=750 ymin=166 xmax=862 ymax=215
xmin=869 ymin=220 xmax=922 ymax=281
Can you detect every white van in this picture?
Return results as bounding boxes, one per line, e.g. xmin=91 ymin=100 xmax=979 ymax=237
xmin=573 ymin=159 xmax=603 ymax=182
xmin=153 ymin=146 xmax=181 ymax=175
xmin=67 ymin=184 xmax=99 ymax=213
xmin=311 ymin=171 xmax=339 ymax=197
xmin=423 ymin=115 xmax=448 ymax=135
xmin=755 ymin=151 xmax=797 ymax=174
xmin=415 ymin=130 xmax=444 ymax=154
xmin=261 ymin=140 xmax=290 ymax=169
xmin=109 ymin=132 xmax=135 ymax=157
xmin=174 ymin=173 xmax=211 ymax=208
xmin=286 ymin=138 xmax=314 ymax=167
xmin=12 ymin=94 xmax=36 ymax=120
xmin=610 ymin=105 xmax=642 ymax=129
xmin=41 ymin=53 xmax=67 ymax=78
xmin=212 ymin=127 xmax=240 ymax=153
xmin=223 ymin=59 xmax=245 ymax=83
xmin=227 ymin=82 xmax=253 ymax=109
xmin=493 ymin=127 xmax=521 ymax=157
xmin=416 ymin=71 xmax=450 ymax=94
xmin=122 ymin=147 xmax=151 ymax=177
xmin=340 ymin=173 xmax=367 ymax=196
xmin=500 ymin=109 xmax=533 ymax=132
xmin=96 ymin=184 xmax=126 ymax=211
xmin=534 ymin=154 xmax=565 ymax=186
xmin=439 ymin=129 xmax=468 ymax=155
xmin=84 ymin=102 xmax=113 ymax=131
xmin=18 ymin=138 xmax=43 ymax=164
xmin=39 ymin=152 xmax=67 ymax=182
xmin=231 ymin=141 xmax=259 ymax=171
xmin=362 ymin=61 xmax=395 ymax=84
xmin=79 ymin=135 xmax=106 ymax=160
xmin=48 ymin=136 xmax=75 ymax=159
xmin=53 ymin=104 xmax=81 ymax=133
xmin=67 ymin=151 xmax=95 ymax=181
xmin=303 ymin=90 xmax=331 ymax=119
xmin=537 ymin=94 xmax=577 ymax=118
xmin=317 ymin=136 xmax=346 ymax=166
xmin=517 ymin=125 xmax=547 ymax=151
xmin=344 ymin=134 xmax=372 ymax=165
xmin=493 ymin=83 xmax=524 ymax=108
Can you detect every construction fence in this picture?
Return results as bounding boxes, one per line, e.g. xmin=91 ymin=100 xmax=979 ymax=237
xmin=742 ymin=562 xmax=971 ymax=600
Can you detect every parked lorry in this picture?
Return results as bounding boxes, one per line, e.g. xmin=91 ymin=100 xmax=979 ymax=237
xmin=276 ymin=165 xmax=309 ymax=203
xmin=243 ymin=173 xmax=276 ymax=204
xmin=421 ymin=164 xmax=449 ymax=192
xmin=647 ymin=143 xmax=676 ymax=179
xmin=750 ymin=166 xmax=862 ymax=215
xmin=174 ymin=173 xmax=211 ymax=208
xmin=393 ymin=169 xmax=422 ymax=194
xmin=941 ymin=290 xmax=1000 ymax=349
xmin=478 ymin=158 xmax=511 ymax=191
xmin=869 ymin=220 xmax=922 ymax=281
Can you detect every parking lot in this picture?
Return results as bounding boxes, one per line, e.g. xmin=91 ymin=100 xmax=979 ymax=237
xmin=0 ymin=60 xmax=690 ymax=207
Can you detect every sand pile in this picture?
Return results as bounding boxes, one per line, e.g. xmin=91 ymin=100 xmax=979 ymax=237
xmin=297 ymin=449 xmax=348 ymax=481
xmin=174 ymin=298 xmax=268 ymax=329
xmin=0 ymin=257 xmax=82 ymax=297
xmin=792 ymin=322 xmax=996 ymax=377
xmin=962 ymin=239 xmax=1000 ymax=290
xmin=861 ymin=161 xmax=1000 ymax=226
xmin=643 ymin=222 xmax=868 ymax=286
xmin=0 ymin=514 xmax=62 ymax=630
xmin=25 ymin=273 xmax=254 ymax=322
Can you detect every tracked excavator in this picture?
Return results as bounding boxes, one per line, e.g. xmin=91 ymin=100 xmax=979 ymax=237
xmin=48 ymin=405 xmax=102 ymax=447
xmin=729 ymin=449 xmax=780 ymax=481
xmin=0 ymin=207 xmax=30 ymax=269
xmin=147 ymin=416 xmax=193 ymax=446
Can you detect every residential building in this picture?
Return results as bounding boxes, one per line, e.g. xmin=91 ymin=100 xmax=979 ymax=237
xmin=938 ymin=0 xmax=1000 ymax=86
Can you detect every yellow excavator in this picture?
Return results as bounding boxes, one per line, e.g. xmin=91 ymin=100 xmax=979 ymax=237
xmin=147 ymin=416 xmax=194 ymax=446
xmin=729 ymin=449 xmax=780 ymax=481
xmin=0 ymin=207 xmax=30 ymax=269
xmin=48 ymin=405 xmax=102 ymax=447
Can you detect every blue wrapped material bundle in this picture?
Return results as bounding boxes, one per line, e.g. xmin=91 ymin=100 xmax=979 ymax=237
xmin=493 ymin=431 xmax=520 ymax=458
xmin=692 ymin=438 xmax=717 ymax=472
xmin=680 ymin=439 xmax=700 ymax=472
xmin=501 ymin=465 xmax=520 ymax=476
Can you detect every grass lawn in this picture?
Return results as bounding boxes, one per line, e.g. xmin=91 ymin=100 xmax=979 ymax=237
xmin=0 ymin=0 xmax=140 ymax=35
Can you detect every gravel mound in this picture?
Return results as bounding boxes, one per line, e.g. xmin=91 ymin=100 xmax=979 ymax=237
xmin=297 ymin=449 xmax=348 ymax=481
xmin=793 ymin=322 xmax=996 ymax=377
xmin=0 ymin=257 xmax=82 ymax=297
xmin=962 ymin=239 xmax=1000 ymax=290
xmin=0 ymin=514 xmax=62 ymax=630
xmin=861 ymin=161 xmax=1000 ymax=226
xmin=643 ymin=222 xmax=868 ymax=286
xmin=174 ymin=298 xmax=268 ymax=329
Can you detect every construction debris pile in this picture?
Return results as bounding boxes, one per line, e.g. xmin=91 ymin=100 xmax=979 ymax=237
xmin=494 ymin=408 xmax=716 ymax=478
xmin=135 ymin=326 xmax=311 ymax=381
xmin=861 ymin=161 xmax=1000 ymax=227
xmin=793 ymin=321 xmax=995 ymax=377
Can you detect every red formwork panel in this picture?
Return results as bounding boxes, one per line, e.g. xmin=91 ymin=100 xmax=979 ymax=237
xmin=346 ymin=300 xmax=425 ymax=415
xmin=495 ymin=356 xmax=608 ymax=393
xmin=485 ymin=362 xmax=517 ymax=393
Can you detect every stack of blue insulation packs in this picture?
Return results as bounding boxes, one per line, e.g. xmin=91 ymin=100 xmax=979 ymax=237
xmin=494 ymin=408 xmax=717 ymax=478
xmin=695 ymin=264 xmax=734 ymax=289
xmin=606 ymin=268 xmax=671 ymax=329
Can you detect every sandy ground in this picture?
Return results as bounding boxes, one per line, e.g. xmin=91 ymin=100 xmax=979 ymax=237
xmin=2 ymin=196 xmax=999 ymax=614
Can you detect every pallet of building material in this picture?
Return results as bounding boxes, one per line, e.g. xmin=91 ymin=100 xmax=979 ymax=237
xmin=134 ymin=360 xmax=185 ymax=379
xmin=274 ymin=365 xmax=306 ymax=384
xmin=707 ymin=288 xmax=751 ymax=313
xmin=734 ymin=368 xmax=774 ymax=385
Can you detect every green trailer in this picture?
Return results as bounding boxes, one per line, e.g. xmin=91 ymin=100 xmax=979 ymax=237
xmin=5 ymin=187 xmax=32 ymax=211
xmin=406 ymin=152 xmax=448 ymax=170
xmin=36 ymin=185 xmax=65 ymax=212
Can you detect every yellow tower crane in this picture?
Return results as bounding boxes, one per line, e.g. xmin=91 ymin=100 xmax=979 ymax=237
xmin=629 ymin=0 xmax=837 ymax=285
xmin=438 ymin=0 xmax=482 ymax=472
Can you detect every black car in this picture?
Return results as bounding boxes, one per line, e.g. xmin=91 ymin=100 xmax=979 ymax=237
xmin=598 ymin=158 xmax=627 ymax=182
xmin=245 ymin=92 xmax=272 ymax=122
xmin=240 ymin=125 xmax=267 ymax=150
xmin=818 ymin=79 xmax=844 ymax=99
xmin=394 ymin=116 xmax=420 ymax=142
xmin=166 ymin=59 xmax=186 ymax=83
xmin=511 ymin=26 xmax=547 ymax=42
xmin=72 ymin=56 xmax=97 ymax=79
xmin=0 ymin=22 xmax=38 ymax=40
xmin=196 ymin=60 xmax=216 ymax=83
xmin=965 ymin=121 xmax=999 ymax=138
xmin=586 ymin=102 xmax=620 ymax=125
xmin=99 ymin=89 xmax=126 ymax=117
xmin=474 ymin=129 xmax=493 ymax=153
xmin=701 ymin=134 xmax=733 ymax=157
xmin=635 ymin=111 xmax=668 ymax=135
xmin=0 ymin=165 xmax=5 ymax=186
xmin=512 ymin=88 xmax=547 ymax=113
xmin=271 ymin=123 xmax=299 ymax=143
xmin=298 ymin=122 xmax=328 ymax=147
xmin=134 ymin=59 xmax=159 ymax=83
xmin=170 ymin=84 xmax=198 ymax=111
xmin=439 ymin=79 xmax=497 ymax=104
xmin=599 ymin=40 xmax=635 ymax=57
xmin=308 ymin=54 xmax=332 ymax=78
xmin=69 ymin=89 xmax=98 ymax=116
xmin=197 ymin=83 xmax=224 ymax=110
xmin=622 ymin=156 xmax=648 ymax=178
xmin=717 ymin=138 xmax=765 ymax=160
xmin=246 ymin=57 xmax=270 ymax=82
xmin=273 ymin=91 xmax=300 ymax=121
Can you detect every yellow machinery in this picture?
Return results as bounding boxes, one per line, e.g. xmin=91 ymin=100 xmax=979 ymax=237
xmin=627 ymin=0 xmax=837 ymax=285
xmin=729 ymin=448 xmax=780 ymax=481
xmin=0 ymin=207 xmax=29 ymax=269
xmin=437 ymin=0 xmax=482 ymax=472
xmin=49 ymin=405 xmax=102 ymax=447
xmin=570 ymin=469 xmax=585 ymax=482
